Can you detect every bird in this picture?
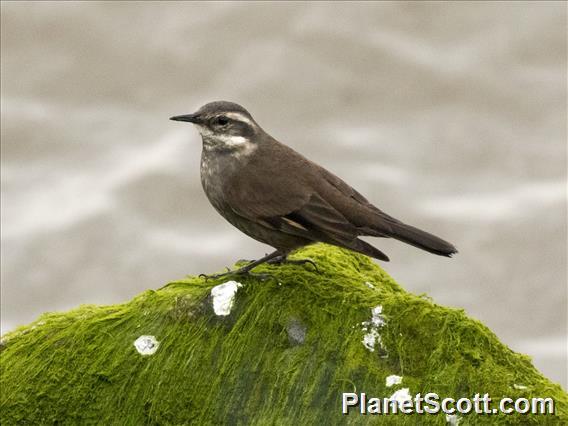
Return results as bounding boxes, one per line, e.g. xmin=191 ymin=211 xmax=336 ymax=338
xmin=170 ymin=101 xmax=457 ymax=278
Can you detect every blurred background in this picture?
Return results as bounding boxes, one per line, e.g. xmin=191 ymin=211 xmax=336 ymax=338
xmin=1 ymin=1 xmax=566 ymax=386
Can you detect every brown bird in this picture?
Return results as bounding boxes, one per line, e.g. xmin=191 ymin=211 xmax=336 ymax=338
xmin=171 ymin=101 xmax=457 ymax=277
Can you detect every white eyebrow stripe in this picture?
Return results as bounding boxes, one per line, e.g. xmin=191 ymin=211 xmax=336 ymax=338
xmin=225 ymin=112 xmax=255 ymax=127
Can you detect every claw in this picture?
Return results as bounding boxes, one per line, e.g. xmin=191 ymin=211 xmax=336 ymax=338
xmin=266 ymin=256 xmax=319 ymax=273
xmin=289 ymin=258 xmax=319 ymax=273
xmin=302 ymin=259 xmax=319 ymax=273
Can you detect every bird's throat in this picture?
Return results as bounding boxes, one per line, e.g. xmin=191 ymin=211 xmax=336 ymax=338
xmin=201 ymin=134 xmax=257 ymax=157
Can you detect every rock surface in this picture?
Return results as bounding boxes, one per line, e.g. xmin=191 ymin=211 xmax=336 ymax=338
xmin=1 ymin=244 xmax=566 ymax=424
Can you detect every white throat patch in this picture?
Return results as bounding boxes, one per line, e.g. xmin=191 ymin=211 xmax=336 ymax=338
xmin=217 ymin=134 xmax=248 ymax=146
xmin=199 ymin=128 xmax=255 ymax=155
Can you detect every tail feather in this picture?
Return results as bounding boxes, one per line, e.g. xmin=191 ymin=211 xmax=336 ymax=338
xmin=388 ymin=222 xmax=458 ymax=257
xmin=350 ymin=238 xmax=390 ymax=261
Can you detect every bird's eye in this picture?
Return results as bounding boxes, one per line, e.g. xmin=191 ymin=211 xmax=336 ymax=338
xmin=216 ymin=116 xmax=229 ymax=126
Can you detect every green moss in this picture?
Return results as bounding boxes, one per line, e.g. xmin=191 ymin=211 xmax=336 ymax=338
xmin=1 ymin=244 xmax=566 ymax=425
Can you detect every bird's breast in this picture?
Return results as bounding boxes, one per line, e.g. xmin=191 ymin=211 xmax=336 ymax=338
xmin=200 ymin=152 xmax=235 ymax=215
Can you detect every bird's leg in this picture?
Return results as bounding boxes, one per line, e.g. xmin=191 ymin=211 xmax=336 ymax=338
xmin=266 ymin=253 xmax=319 ymax=272
xmin=199 ymin=250 xmax=282 ymax=281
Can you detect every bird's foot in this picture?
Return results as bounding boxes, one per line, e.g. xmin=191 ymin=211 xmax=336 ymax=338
xmin=199 ymin=250 xmax=300 ymax=281
xmin=267 ymin=256 xmax=319 ymax=273
xmin=199 ymin=264 xmax=272 ymax=282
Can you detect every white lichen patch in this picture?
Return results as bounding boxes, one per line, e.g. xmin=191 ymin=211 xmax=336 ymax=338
xmin=362 ymin=329 xmax=381 ymax=352
xmin=389 ymin=388 xmax=411 ymax=406
xmin=385 ymin=374 xmax=403 ymax=387
xmin=211 ymin=281 xmax=242 ymax=316
xmin=361 ymin=305 xmax=386 ymax=352
xmin=364 ymin=281 xmax=375 ymax=289
xmin=513 ymin=384 xmax=528 ymax=390
xmin=370 ymin=306 xmax=386 ymax=327
xmin=134 ymin=335 xmax=159 ymax=356
xmin=446 ymin=414 xmax=462 ymax=425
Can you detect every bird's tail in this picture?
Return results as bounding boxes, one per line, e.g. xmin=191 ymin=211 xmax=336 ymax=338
xmin=388 ymin=222 xmax=458 ymax=257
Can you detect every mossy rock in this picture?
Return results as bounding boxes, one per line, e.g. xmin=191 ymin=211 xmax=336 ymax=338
xmin=1 ymin=244 xmax=566 ymax=425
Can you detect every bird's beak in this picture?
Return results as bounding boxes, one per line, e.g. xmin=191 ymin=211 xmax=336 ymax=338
xmin=169 ymin=113 xmax=202 ymax=124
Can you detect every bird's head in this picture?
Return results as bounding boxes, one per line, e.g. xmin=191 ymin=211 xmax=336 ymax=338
xmin=170 ymin=101 xmax=261 ymax=153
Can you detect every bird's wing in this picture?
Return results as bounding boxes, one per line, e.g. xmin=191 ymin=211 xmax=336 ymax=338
xmin=223 ymin=140 xmax=314 ymax=218
xmin=224 ymin=147 xmax=355 ymax=236
xmin=316 ymin=165 xmax=401 ymax=227
xmin=223 ymin=139 xmax=452 ymax=259
xmin=224 ymin=170 xmax=309 ymax=219
xmin=223 ymin=141 xmax=391 ymax=260
xmin=272 ymin=193 xmax=359 ymax=241
xmin=224 ymin=139 xmax=376 ymax=235
xmin=262 ymin=194 xmax=390 ymax=261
